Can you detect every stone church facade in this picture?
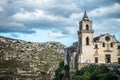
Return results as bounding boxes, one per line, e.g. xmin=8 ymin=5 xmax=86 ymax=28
xmin=64 ymin=11 xmax=120 ymax=69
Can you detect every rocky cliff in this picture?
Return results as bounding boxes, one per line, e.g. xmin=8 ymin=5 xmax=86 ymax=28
xmin=0 ymin=36 xmax=66 ymax=80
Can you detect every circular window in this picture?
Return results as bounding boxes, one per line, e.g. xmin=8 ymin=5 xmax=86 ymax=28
xmin=105 ymin=36 xmax=110 ymax=41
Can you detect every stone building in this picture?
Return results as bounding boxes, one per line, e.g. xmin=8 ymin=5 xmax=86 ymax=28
xmin=64 ymin=11 xmax=120 ymax=69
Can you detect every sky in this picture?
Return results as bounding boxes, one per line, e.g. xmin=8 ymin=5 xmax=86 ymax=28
xmin=0 ymin=0 xmax=120 ymax=46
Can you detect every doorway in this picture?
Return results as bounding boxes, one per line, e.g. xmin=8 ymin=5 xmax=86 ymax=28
xmin=105 ymin=54 xmax=111 ymax=63
xmin=95 ymin=57 xmax=98 ymax=63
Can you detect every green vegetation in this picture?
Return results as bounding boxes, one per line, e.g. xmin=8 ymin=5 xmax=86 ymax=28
xmin=38 ymin=49 xmax=63 ymax=71
xmin=54 ymin=61 xmax=70 ymax=80
xmin=0 ymin=58 xmax=30 ymax=69
xmin=54 ymin=64 xmax=120 ymax=80
xmin=74 ymin=64 xmax=119 ymax=80
xmin=1 ymin=46 xmax=23 ymax=55
xmin=54 ymin=61 xmax=64 ymax=80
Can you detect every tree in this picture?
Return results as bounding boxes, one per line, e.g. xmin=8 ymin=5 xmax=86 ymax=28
xmin=53 ymin=61 xmax=64 ymax=80
xmin=74 ymin=64 xmax=119 ymax=80
xmin=64 ymin=65 xmax=70 ymax=80
xmin=53 ymin=61 xmax=71 ymax=80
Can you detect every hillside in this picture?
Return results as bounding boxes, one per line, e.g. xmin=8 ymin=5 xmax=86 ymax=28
xmin=0 ymin=36 xmax=66 ymax=80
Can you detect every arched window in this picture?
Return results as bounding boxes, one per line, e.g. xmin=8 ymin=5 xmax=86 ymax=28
xmin=95 ymin=57 xmax=98 ymax=63
xmin=118 ymin=45 xmax=120 ymax=49
xmin=111 ymin=43 xmax=113 ymax=47
xmin=86 ymin=24 xmax=89 ymax=30
xmin=95 ymin=44 xmax=98 ymax=48
xmin=103 ymin=42 xmax=105 ymax=47
xmin=86 ymin=37 xmax=89 ymax=45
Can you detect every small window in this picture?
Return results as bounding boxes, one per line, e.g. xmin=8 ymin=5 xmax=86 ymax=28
xmin=95 ymin=57 xmax=98 ymax=63
xmin=86 ymin=24 xmax=89 ymax=30
xmin=118 ymin=45 xmax=120 ymax=49
xmin=103 ymin=42 xmax=105 ymax=47
xmin=86 ymin=37 xmax=89 ymax=45
xmin=95 ymin=44 xmax=98 ymax=48
xmin=111 ymin=43 xmax=113 ymax=47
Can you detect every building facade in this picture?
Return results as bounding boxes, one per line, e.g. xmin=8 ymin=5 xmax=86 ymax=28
xmin=64 ymin=11 xmax=120 ymax=69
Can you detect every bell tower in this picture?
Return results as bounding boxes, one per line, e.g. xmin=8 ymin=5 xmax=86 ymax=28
xmin=78 ymin=11 xmax=94 ymax=63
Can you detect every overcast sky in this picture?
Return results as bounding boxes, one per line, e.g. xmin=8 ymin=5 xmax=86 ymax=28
xmin=0 ymin=0 xmax=120 ymax=46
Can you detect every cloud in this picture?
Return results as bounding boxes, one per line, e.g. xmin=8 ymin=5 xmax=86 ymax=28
xmin=89 ymin=3 xmax=120 ymax=18
xmin=93 ymin=18 xmax=120 ymax=36
xmin=12 ymin=8 xmax=72 ymax=34
xmin=66 ymin=27 xmax=78 ymax=36
xmin=48 ymin=30 xmax=66 ymax=38
xmin=0 ymin=6 xmax=3 ymax=12
xmin=76 ymin=0 xmax=120 ymax=11
xmin=12 ymin=9 xmax=67 ymax=23
xmin=0 ymin=20 xmax=35 ymax=33
xmin=0 ymin=0 xmax=120 ymax=45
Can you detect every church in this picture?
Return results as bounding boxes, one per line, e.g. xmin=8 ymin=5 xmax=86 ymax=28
xmin=64 ymin=11 xmax=120 ymax=69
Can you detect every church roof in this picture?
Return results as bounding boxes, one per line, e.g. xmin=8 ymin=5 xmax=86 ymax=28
xmin=83 ymin=11 xmax=89 ymax=21
xmin=94 ymin=34 xmax=104 ymax=42
xmin=94 ymin=33 xmax=118 ymax=42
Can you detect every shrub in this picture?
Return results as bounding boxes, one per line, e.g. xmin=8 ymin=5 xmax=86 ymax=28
xmin=74 ymin=64 xmax=119 ymax=80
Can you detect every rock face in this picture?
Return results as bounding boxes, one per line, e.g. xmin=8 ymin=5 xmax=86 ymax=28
xmin=0 ymin=36 xmax=66 ymax=80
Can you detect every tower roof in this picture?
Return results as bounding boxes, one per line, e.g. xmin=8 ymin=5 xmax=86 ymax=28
xmin=83 ymin=11 xmax=89 ymax=21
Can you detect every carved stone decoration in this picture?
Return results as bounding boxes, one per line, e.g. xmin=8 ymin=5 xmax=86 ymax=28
xmin=105 ymin=36 xmax=110 ymax=41
xmin=104 ymin=43 xmax=112 ymax=52
xmin=104 ymin=50 xmax=113 ymax=52
xmin=94 ymin=49 xmax=99 ymax=56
